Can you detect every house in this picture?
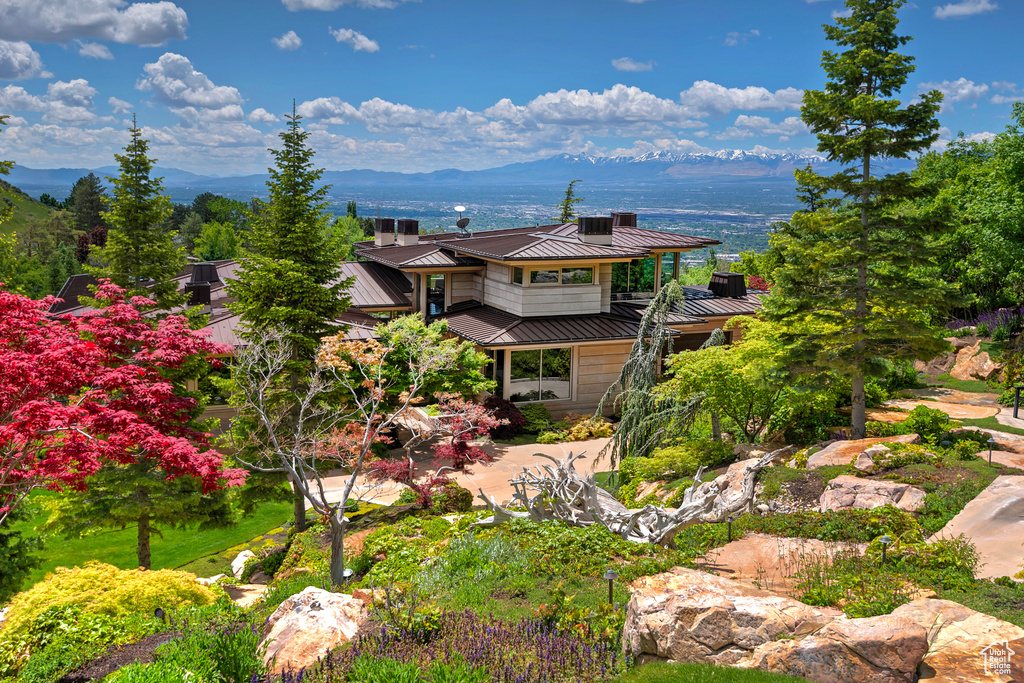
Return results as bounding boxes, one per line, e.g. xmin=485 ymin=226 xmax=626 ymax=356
xmin=50 ymin=212 xmax=763 ymax=420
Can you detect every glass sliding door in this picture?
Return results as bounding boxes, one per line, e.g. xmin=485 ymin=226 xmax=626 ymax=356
xmin=426 ymin=273 xmax=446 ymax=315
xmin=509 ymin=347 xmax=572 ymax=402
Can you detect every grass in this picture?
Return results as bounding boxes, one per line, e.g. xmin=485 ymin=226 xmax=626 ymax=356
xmin=0 ymin=179 xmax=52 ymax=236
xmin=960 ymin=417 xmax=1024 ymax=437
xmin=944 ymin=580 xmax=1024 ymax=628
xmin=925 ymin=373 xmax=996 ymax=394
xmin=609 ymin=662 xmax=810 ymax=682
xmin=11 ymin=490 xmax=295 ymax=585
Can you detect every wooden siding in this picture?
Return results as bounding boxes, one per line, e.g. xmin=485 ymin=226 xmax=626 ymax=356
xmin=450 ymin=272 xmax=480 ymax=305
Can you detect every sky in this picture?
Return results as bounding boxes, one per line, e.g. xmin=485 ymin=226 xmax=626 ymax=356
xmin=0 ymin=0 xmax=1019 ymax=175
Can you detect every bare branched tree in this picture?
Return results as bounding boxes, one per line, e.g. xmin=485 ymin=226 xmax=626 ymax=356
xmin=233 ymin=326 xmax=490 ymax=585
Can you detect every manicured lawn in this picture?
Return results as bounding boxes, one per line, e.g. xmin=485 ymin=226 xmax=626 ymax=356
xmin=610 ymin=662 xmax=810 ymax=682
xmin=960 ymin=417 xmax=1024 ymax=437
xmin=925 ymin=373 xmax=995 ymax=395
xmin=11 ymin=491 xmax=294 ymax=585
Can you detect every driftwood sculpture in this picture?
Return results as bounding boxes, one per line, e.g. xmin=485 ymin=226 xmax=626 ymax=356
xmin=475 ymin=448 xmax=789 ymax=547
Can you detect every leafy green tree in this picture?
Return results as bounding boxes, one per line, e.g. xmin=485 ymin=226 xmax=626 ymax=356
xmin=177 ymin=211 xmax=204 ymax=254
xmin=194 ymin=221 xmax=240 ymax=261
xmin=42 ymin=459 xmax=234 ymax=570
xmin=228 ymin=107 xmax=350 ymax=530
xmin=90 ymin=116 xmax=185 ymax=310
xmin=327 ymin=214 xmax=364 ymax=260
xmin=557 ymin=179 xmax=585 ymax=222
xmin=66 ymin=173 xmax=108 ymax=234
xmin=763 ymin=0 xmax=955 ymax=439
xmin=0 ymin=507 xmax=42 ymax=603
xmin=191 ymin=192 xmax=219 ymax=223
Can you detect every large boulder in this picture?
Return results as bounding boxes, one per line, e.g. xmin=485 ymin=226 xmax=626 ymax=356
xmin=260 ymin=587 xmax=368 ymax=673
xmin=819 ymin=475 xmax=927 ymax=512
xmin=891 ymin=599 xmax=1024 ymax=682
xmin=231 ymin=549 xmax=255 ymax=579
xmin=623 ymin=567 xmax=843 ymax=667
xmin=747 ymin=614 xmax=928 ymax=683
xmin=951 ymin=341 xmax=1005 ymax=382
xmin=806 ymin=435 xmax=921 ymax=470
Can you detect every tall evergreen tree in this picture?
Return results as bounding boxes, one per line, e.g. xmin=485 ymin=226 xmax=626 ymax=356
xmin=228 ymin=106 xmax=351 ymax=531
xmin=90 ymin=116 xmax=185 ymax=310
xmin=557 ymin=179 xmax=585 ymax=222
xmin=66 ymin=173 xmax=108 ymax=234
xmin=763 ymin=0 xmax=955 ymax=439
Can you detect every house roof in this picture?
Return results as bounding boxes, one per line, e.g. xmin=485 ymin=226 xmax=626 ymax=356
xmin=339 ymin=261 xmax=412 ymax=309
xmin=680 ymin=286 xmax=764 ymax=318
xmin=354 ymin=243 xmax=486 ymax=269
xmin=435 ymin=232 xmax=649 ymax=262
xmin=609 ymin=301 xmax=706 ymax=326
xmin=439 ymin=300 xmax=700 ymax=347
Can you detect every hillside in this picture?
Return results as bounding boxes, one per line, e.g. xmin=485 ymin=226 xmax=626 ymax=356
xmin=0 ymin=178 xmax=52 ymax=236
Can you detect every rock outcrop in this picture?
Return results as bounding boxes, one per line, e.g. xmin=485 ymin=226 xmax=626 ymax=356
xmin=260 ymin=587 xmax=368 ymax=673
xmin=951 ymin=341 xmax=1005 ymax=382
xmin=806 ymin=434 xmax=921 ymax=470
xmin=819 ymin=475 xmax=926 ymax=512
xmin=231 ymin=549 xmax=255 ymax=579
xmin=747 ymin=614 xmax=927 ymax=683
xmin=624 ymin=567 xmax=843 ymax=667
xmin=891 ymin=599 xmax=1024 ymax=682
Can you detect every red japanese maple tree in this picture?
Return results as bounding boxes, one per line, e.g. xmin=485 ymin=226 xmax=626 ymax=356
xmin=0 ymin=281 xmax=245 ymax=524
xmin=367 ymin=392 xmax=500 ymax=508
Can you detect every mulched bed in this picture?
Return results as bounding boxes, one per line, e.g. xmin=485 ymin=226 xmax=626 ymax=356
xmin=785 ymin=471 xmax=828 ymax=506
xmin=57 ymin=632 xmax=178 ymax=683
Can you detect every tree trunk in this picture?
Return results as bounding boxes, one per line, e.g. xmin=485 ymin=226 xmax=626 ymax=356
xmin=137 ymin=514 xmax=151 ymax=569
xmin=711 ymin=412 xmax=721 ymax=442
xmin=328 ymin=513 xmax=348 ymax=586
xmin=292 ymin=478 xmax=306 ymax=533
xmin=851 ymin=373 xmax=866 ymax=440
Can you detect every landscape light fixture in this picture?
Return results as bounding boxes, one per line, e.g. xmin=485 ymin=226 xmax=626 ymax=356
xmin=988 ymin=438 xmax=997 ymax=464
xmin=879 ymin=535 xmax=891 ymax=565
xmin=341 ymin=568 xmax=355 ymax=581
xmin=603 ymin=568 xmax=618 ymax=605
xmin=154 ymin=607 xmax=166 ymax=623
xmin=727 ymin=515 xmax=734 ymax=542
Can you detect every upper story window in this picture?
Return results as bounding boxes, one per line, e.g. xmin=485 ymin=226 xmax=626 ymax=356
xmin=515 ymin=266 xmax=595 ymax=286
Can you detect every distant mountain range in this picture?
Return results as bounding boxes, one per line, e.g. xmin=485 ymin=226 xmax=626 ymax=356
xmin=6 ymin=150 xmax=916 ymax=194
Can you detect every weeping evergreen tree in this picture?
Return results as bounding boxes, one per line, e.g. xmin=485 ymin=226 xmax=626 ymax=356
xmin=596 ymin=281 xmax=712 ymax=466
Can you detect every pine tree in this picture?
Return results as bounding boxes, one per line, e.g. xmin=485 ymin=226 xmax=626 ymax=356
xmin=89 ymin=116 xmax=185 ymax=310
xmin=763 ymin=0 xmax=956 ymax=439
xmin=66 ymin=173 xmax=108 ymax=234
xmin=228 ymin=105 xmax=351 ymax=531
xmin=557 ymin=179 xmax=585 ymax=222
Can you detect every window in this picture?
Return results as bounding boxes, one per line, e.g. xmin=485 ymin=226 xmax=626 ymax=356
xmin=509 ymin=347 xmax=571 ymax=402
xmin=427 ymin=273 xmax=445 ymax=315
xmin=512 ymin=267 xmax=523 ymax=285
xmin=368 ymin=311 xmax=393 ymax=321
xmin=660 ymin=252 xmax=675 ymax=286
xmin=530 ymin=269 xmax=559 ymax=284
xmin=561 ymin=267 xmax=593 ymax=285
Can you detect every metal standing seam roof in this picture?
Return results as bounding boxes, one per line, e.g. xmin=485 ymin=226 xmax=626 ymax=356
xmin=679 ymin=287 xmax=764 ymax=317
xmin=338 ymin=261 xmax=412 ymax=309
xmin=438 ymin=301 xmax=702 ymax=347
xmin=609 ymin=301 xmax=706 ymax=326
xmin=355 ymin=243 xmax=486 ymax=269
xmin=435 ymin=232 xmax=649 ymax=261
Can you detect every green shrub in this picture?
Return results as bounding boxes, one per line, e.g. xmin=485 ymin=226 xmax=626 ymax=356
xmin=240 ymin=545 xmax=289 ymax=583
xmin=739 ymin=506 xmax=921 ymax=544
xmin=537 ymin=431 xmax=562 ymax=444
xmin=429 ymin=483 xmax=474 ymax=514
xmin=519 ymin=403 xmax=553 ymax=433
xmin=348 ymin=655 xmax=423 ymax=683
xmin=918 ymin=479 xmax=992 ymax=534
xmin=0 ymin=561 xmax=217 ymax=637
xmin=620 ymin=440 xmax=734 ymax=486
xmin=418 ymin=533 xmax=530 ymax=593
xmin=903 ymin=404 xmax=955 ymax=442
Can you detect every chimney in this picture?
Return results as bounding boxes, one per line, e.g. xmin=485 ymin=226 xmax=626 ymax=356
xmin=708 ymin=272 xmax=747 ymax=298
xmin=396 ymin=219 xmax=419 ymax=247
xmin=611 ymin=212 xmax=637 ymax=229
xmin=577 ymin=216 xmax=613 ymax=246
xmin=185 ymin=262 xmax=218 ymax=306
xmin=374 ymin=218 xmax=395 ymax=247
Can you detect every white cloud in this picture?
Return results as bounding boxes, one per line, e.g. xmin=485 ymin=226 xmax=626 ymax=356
xmin=48 ymin=79 xmax=97 ymax=107
xmin=723 ymin=29 xmax=759 ymax=47
xmin=0 ymin=40 xmax=44 ymax=80
xmin=137 ymin=52 xmax=244 ymax=109
xmin=918 ymin=78 xmax=989 ymax=102
xmin=109 ymin=96 xmax=133 ymax=113
xmin=832 ymin=8 xmax=854 ymax=18
xmin=934 ymin=0 xmax=997 ymax=19
xmin=297 ymin=96 xmax=361 ymax=124
xmin=77 ymin=41 xmax=114 ymax=59
xmin=611 ymin=57 xmax=654 ymax=72
xmin=3 ymin=116 xmax=27 ymax=125
xmin=248 ymin=107 xmax=279 ymax=124
xmin=713 ymin=114 xmax=809 ymax=140
xmin=0 ymin=84 xmax=46 ymax=111
xmin=679 ymin=80 xmax=803 ymax=117
xmin=992 ymin=81 xmax=1016 ymax=92
xmin=0 ymin=0 xmax=187 ymax=46
xmin=283 ymin=0 xmax=415 ymax=9
xmin=991 ymin=93 xmax=1024 ymax=105
xmin=329 ymin=27 xmax=379 ymax=52
xmin=272 ymin=30 xmax=302 ymax=50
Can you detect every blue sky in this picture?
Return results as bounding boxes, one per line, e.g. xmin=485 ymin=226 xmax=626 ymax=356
xmin=0 ymin=0 xmax=1019 ymax=175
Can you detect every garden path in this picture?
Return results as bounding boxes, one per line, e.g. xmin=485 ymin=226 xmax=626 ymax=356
xmin=312 ymin=437 xmax=612 ymax=508
xmin=930 ymin=475 xmax=1024 ymax=580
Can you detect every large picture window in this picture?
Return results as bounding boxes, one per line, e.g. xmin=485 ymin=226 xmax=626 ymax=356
xmin=527 ymin=266 xmax=594 ymax=286
xmin=509 ymin=347 xmax=571 ymax=402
